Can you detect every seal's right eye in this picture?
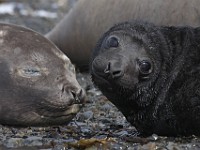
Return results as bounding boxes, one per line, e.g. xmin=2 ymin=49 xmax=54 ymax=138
xmin=105 ymin=36 xmax=119 ymax=48
xmin=18 ymin=67 xmax=41 ymax=78
xmin=23 ymin=68 xmax=40 ymax=76
xmin=138 ymin=60 xmax=152 ymax=77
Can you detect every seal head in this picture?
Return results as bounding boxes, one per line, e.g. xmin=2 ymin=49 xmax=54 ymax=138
xmin=0 ymin=23 xmax=85 ymax=126
xmin=91 ymin=21 xmax=200 ymax=136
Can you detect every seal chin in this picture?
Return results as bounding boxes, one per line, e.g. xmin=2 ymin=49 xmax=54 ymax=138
xmin=65 ymin=103 xmax=82 ymax=115
xmin=41 ymin=104 xmax=82 ymax=118
xmin=91 ymin=63 xmax=112 ymax=86
xmin=91 ymin=71 xmax=113 ymax=91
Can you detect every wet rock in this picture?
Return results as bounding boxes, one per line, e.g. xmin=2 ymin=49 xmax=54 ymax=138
xmin=114 ymin=131 xmax=129 ymax=137
xmin=151 ymin=134 xmax=159 ymax=141
xmin=24 ymin=136 xmax=43 ymax=146
xmin=77 ymin=111 xmax=93 ymax=121
xmin=101 ymin=103 xmax=113 ymax=112
xmin=4 ymin=138 xmax=23 ymax=148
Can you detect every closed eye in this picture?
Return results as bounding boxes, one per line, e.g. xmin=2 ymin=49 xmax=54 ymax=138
xmin=23 ymin=68 xmax=41 ymax=76
xmin=18 ymin=67 xmax=42 ymax=78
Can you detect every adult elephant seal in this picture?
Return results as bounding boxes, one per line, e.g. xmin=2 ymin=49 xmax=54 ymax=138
xmin=46 ymin=0 xmax=200 ymax=71
xmin=0 ymin=23 xmax=85 ymax=126
xmin=91 ymin=21 xmax=200 ymax=136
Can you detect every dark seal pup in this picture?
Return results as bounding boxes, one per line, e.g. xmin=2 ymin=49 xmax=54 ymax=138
xmin=46 ymin=0 xmax=200 ymax=71
xmin=91 ymin=21 xmax=200 ymax=136
xmin=0 ymin=23 xmax=85 ymax=126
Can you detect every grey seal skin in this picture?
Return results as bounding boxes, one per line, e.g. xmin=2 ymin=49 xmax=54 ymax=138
xmin=91 ymin=21 xmax=200 ymax=136
xmin=46 ymin=0 xmax=200 ymax=71
xmin=0 ymin=23 xmax=85 ymax=126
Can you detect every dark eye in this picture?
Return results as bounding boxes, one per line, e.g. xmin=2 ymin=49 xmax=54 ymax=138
xmin=105 ymin=36 xmax=119 ymax=48
xmin=138 ymin=60 xmax=152 ymax=75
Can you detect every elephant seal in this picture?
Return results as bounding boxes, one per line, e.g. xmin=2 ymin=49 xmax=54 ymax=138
xmin=91 ymin=21 xmax=200 ymax=136
xmin=0 ymin=23 xmax=85 ymax=126
xmin=46 ymin=0 xmax=200 ymax=71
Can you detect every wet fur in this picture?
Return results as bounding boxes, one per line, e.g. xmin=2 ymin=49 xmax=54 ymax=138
xmin=91 ymin=21 xmax=200 ymax=136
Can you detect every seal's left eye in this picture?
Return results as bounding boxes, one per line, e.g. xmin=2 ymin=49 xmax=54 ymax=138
xmin=24 ymin=68 xmax=39 ymax=74
xmin=105 ymin=36 xmax=119 ymax=48
xmin=138 ymin=60 xmax=152 ymax=75
xmin=22 ymin=68 xmax=41 ymax=77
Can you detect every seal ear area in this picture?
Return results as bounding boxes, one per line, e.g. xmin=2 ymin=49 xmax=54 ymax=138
xmin=91 ymin=31 xmax=122 ymax=60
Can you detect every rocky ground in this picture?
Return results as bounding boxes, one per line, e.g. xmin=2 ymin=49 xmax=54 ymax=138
xmin=0 ymin=0 xmax=200 ymax=150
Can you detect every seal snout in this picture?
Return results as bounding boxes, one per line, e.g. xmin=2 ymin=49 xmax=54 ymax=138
xmin=61 ymin=84 xmax=86 ymax=105
xmin=104 ymin=60 xmax=124 ymax=79
xmin=71 ymin=88 xmax=85 ymax=104
xmin=92 ymin=57 xmax=124 ymax=80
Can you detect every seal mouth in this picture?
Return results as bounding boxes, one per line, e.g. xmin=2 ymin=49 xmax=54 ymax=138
xmin=41 ymin=104 xmax=82 ymax=118
xmin=40 ymin=96 xmax=84 ymax=112
xmin=40 ymin=88 xmax=86 ymax=110
xmin=91 ymin=70 xmax=112 ymax=87
xmin=91 ymin=63 xmax=111 ymax=83
xmin=92 ymin=65 xmax=133 ymax=92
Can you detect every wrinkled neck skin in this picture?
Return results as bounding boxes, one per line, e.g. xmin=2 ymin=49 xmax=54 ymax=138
xmin=97 ymin=26 xmax=200 ymax=136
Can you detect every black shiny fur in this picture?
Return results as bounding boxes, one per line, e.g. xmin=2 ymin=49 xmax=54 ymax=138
xmin=90 ymin=21 xmax=200 ymax=136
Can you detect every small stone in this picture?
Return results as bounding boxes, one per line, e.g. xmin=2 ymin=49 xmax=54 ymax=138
xmin=77 ymin=111 xmax=94 ymax=121
xmin=151 ymin=134 xmax=159 ymax=141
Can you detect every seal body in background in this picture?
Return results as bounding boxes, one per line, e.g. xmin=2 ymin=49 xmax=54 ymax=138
xmin=0 ymin=23 xmax=85 ymax=126
xmin=46 ymin=0 xmax=200 ymax=71
xmin=91 ymin=21 xmax=200 ymax=136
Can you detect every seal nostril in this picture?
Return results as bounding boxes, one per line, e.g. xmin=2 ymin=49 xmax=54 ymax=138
xmin=61 ymin=85 xmax=65 ymax=93
xmin=71 ymin=91 xmax=77 ymax=100
xmin=104 ymin=62 xmax=111 ymax=74
xmin=78 ymin=89 xmax=83 ymax=98
xmin=77 ymin=89 xmax=85 ymax=103
xmin=104 ymin=61 xmax=123 ymax=79
xmin=71 ymin=89 xmax=84 ymax=103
